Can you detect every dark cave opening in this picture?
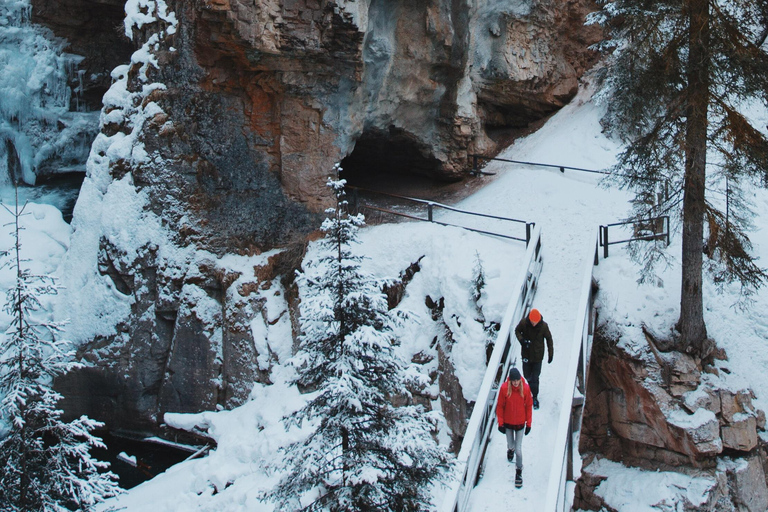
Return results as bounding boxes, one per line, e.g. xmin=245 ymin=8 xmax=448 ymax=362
xmin=340 ymin=128 xmax=446 ymax=194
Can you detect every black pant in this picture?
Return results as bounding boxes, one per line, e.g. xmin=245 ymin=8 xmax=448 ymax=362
xmin=523 ymin=360 xmax=542 ymax=399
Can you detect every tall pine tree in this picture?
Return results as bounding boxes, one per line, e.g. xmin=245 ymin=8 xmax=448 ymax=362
xmin=267 ymin=169 xmax=451 ymax=511
xmin=590 ymin=0 xmax=768 ymax=355
xmin=0 ymin=190 xmax=120 ymax=511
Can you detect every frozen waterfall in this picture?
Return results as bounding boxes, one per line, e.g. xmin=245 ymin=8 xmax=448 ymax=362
xmin=0 ymin=0 xmax=98 ymax=188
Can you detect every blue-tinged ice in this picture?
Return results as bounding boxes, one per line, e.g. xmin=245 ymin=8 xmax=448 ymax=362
xmin=0 ymin=0 xmax=98 ymax=186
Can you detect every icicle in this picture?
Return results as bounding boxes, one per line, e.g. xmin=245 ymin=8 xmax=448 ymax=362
xmin=76 ymin=69 xmax=86 ymax=112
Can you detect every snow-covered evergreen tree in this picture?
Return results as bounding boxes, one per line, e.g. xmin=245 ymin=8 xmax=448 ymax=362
xmin=0 ymin=191 xmax=120 ymax=511
xmin=589 ymin=0 xmax=768 ymax=353
xmin=267 ymin=168 xmax=451 ymax=511
xmin=470 ymin=252 xmax=498 ymax=360
xmin=471 ymin=251 xmax=486 ymax=315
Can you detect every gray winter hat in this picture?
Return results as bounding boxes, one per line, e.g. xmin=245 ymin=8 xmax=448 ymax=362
xmin=508 ymin=367 xmax=521 ymax=381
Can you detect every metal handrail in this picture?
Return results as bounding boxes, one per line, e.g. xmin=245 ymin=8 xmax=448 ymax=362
xmin=598 ymin=215 xmax=670 ymax=258
xmin=543 ymin=233 xmax=598 ymax=511
xmin=439 ymin=225 xmax=543 ymax=512
xmin=359 ymin=204 xmax=531 ymax=243
xmin=469 ymin=154 xmax=607 ymax=175
xmin=348 ymin=186 xmax=530 ymax=224
xmin=468 ymin=156 xmax=671 ymax=195
xmin=348 ymin=186 xmax=535 ymax=244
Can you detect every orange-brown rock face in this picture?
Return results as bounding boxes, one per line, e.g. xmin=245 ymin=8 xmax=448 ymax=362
xmin=141 ymin=0 xmax=602 ymax=224
xmin=472 ymin=0 xmax=602 ymax=132
xmin=31 ymin=0 xmax=602 ymax=248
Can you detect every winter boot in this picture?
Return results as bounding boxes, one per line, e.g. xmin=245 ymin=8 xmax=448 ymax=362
xmin=515 ymin=468 xmax=523 ymax=488
xmin=533 ymin=397 xmax=540 ymax=410
xmin=507 ymin=449 xmax=514 ymax=462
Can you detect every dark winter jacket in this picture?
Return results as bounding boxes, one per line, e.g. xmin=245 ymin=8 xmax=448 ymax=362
xmin=496 ymin=377 xmax=533 ymax=429
xmin=515 ymin=315 xmax=553 ymax=363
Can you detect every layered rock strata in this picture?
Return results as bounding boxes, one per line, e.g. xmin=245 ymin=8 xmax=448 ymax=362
xmin=575 ymin=325 xmax=768 ymax=511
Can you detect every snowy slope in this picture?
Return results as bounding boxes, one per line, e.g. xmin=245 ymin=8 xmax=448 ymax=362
xmin=91 ymin=81 xmax=638 ymax=511
xmin=92 ymin=222 xmax=526 ymax=512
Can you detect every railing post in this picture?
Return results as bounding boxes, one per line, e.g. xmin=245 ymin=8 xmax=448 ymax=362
xmin=602 ymin=225 xmax=609 ymax=258
xmin=473 ymin=155 xmax=478 ymax=176
xmin=526 ymin=222 xmax=532 ymax=246
xmin=428 ymin=202 xmax=434 ymax=222
xmin=594 ymin=241 xmax=599 ymax=266
xmin=665 ymin=216 xmax=670 ymax=246
xmin=566 ymin=420 xmax=574 ymax=482
xmin=560 ymin=166 xmax=565 ymax=173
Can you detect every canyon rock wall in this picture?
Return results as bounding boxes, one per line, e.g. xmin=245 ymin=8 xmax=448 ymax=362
xmin=38 ymin=0 xmax=600 ymax=434
xmin=575 ymin=325 xmax=768 ymax=511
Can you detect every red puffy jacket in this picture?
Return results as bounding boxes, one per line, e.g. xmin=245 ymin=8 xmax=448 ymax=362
xmin=496 ymin=377 xmax=533 ymax=429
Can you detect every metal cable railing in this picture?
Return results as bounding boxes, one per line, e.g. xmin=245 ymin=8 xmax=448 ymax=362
xmin=467 ymin=155 xmax=672 ymax=197
xmin=598 ymin=215 xmax=670 ymax=259
xmin=347 ymin=186 xmax=536 ymax=244
xmin=469 ymin=154 xmax=609 ymax=176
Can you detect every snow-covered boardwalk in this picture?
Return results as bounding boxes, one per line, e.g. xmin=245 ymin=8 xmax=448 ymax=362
xmin=437 ymin=91 xmax=633 ymax=510
xmin=464 ymin=198 xmax=601 ymax=511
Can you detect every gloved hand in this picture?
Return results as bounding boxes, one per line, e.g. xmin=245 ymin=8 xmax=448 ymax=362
xmin=548 ymin=354 xmax=553 ymax=364
xmin=525 ymin=425 xmax=531 ymax=436
xmin=498 ymin=425 xmax=506 ymax=434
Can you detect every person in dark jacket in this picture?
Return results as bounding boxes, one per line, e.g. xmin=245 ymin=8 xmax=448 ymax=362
xmin=496 ymin=367 xmax=532 ymax=488
xmin=514 ymin=308 xmax=553 ymax=409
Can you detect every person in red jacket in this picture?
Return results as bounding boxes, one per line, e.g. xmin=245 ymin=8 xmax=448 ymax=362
xmin=496 ymin=367 xmax=533 ymax=488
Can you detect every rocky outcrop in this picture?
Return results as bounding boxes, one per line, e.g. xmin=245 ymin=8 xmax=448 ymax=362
xmin=575 ymin=323 xmax=768 ymax=511
xmin=576 ymin=453 xmax=768 ymax=512
xmin=425 ymin=294 xmax=472 ymax=452
xmin=35 ymin=0 xmax=603 ymax=233
xmin=472 ymin=0 xmax=601 ymax=137
xmin=57 ymin=246 xmax=304 ymax=432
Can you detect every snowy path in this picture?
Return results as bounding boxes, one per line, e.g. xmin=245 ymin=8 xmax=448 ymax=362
xmin=436 ymin=90 xmax=633 ymax=510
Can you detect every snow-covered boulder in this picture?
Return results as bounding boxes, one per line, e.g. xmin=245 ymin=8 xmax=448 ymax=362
xmin=683 ymin=383 xmax=721 ymax=416
xmin=720 ymin=456 xmax=768 ymax=512
xmin=661 ymin=351 xmax=701 ymax=397
xmin=721 ymin=413 xmax=758 ymax=452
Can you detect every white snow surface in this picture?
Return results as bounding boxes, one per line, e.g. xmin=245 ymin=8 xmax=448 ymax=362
xmin=0 ymin=201 xmax=71 ymax=331
xmin=586 ymin=457 xmax=717 ymax=511
xmin=5 ymin=78 xmax=768 ymax=510
xmin=55 ymin=2 xmax=179 ymax=342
